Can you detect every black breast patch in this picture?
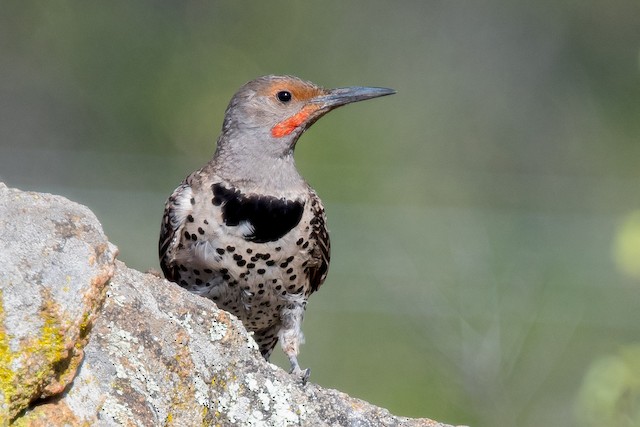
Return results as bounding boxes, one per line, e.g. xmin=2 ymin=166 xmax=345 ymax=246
xmin=212 ymin=183 xmax=304 ymax=243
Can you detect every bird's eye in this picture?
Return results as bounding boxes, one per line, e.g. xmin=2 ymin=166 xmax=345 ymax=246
xmin=276 ymin=90 xmax=292 ymax=103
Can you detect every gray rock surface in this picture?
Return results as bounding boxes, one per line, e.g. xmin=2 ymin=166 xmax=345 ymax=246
xmin=0 ymin=183 xmax=117 ymax=423
xmin=0 ymin=183 xmax=455 ymax=427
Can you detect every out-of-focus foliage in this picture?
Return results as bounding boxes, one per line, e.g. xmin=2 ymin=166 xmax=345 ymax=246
xmin=1 ymin=2 xmax=639 ymax=426
xmin=575 ymin=345 xmax=640 ymax=427
xmin=614 ymin=211 xmax=640 ymax=279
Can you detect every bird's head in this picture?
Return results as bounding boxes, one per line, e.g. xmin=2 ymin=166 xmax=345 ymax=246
xmin=216 ymin=75 xmax=395 ymax=159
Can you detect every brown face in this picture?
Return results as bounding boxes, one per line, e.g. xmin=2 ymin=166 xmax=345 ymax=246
xmin=257 ymin=80 xmax=326 ymax=138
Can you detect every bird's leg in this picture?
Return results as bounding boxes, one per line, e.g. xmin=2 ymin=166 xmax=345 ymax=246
xmin=278 ymin=298 xmax=310 ymax=383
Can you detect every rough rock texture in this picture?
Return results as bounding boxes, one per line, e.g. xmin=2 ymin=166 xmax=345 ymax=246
xmin=0 ymin=183 xmax=455 ymax=427
xmin=0 ymin=183 xmax=117 ymax=424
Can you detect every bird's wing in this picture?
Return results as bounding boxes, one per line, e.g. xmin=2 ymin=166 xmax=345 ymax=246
xmin=308 ymin=193 xmax=331 ymax=294
xmin=159 ymin=181 xmax=194 ymax=281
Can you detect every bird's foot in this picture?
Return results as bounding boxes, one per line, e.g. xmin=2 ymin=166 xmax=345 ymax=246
xmin=288 ymin=354 xmax=311 ymax=384
xmin=290 ymin=366 xmax=311 ymax=384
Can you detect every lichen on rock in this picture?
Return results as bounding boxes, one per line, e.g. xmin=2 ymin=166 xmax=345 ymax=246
xmin=0 ymin=183 xmax=117 ymax=423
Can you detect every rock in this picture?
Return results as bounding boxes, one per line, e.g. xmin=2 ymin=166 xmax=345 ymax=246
xmin=0 ymin=183 xmax=118 ymax=423
xmin=0 ymin=183 xmax=455 ymax=427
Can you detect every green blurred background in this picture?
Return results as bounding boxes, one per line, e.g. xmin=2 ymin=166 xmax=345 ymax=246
xmin=2 ymin=1 xmax=640 ymax=426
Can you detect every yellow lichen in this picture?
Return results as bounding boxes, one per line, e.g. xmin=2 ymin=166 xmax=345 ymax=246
xmin=30 ymin=294 xmax=68 ymax=397
xmin=211 ymin=374 xmax=228 ymax=390
xmin=164 ymin=412 xmax=174 ymax=425
xmin=163 ymin=329 xmax=211 ymax=426
xmin=62 ymin=275 xmax=71 ymax=293
xmin=0 ymin=289 xmax=18 ymax=424
xmin=0 ymin=287 xmax=72 ymax=423
xmin=77 ymin=311 xmax=93 ymax=346
xmin=202 ymin=406 xmax=209 ymax=419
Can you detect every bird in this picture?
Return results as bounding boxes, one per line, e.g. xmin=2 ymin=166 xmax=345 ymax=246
xmin=159 ymin=75 xmax=394 ymax=381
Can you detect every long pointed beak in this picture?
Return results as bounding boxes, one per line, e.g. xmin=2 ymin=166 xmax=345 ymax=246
xmin=311 ymin=86 xmax=396 ymax=110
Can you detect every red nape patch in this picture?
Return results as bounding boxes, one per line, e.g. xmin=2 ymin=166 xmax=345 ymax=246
xmin=271 ymin=107 xmax=314 ymax=138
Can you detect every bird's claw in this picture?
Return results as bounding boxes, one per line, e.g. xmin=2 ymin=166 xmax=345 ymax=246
xmin=290 ymin=366 xmax=311 ymax=384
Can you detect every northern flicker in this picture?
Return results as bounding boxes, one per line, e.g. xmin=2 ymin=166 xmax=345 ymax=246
xmin=159 ymin=75 xmax=394 ymax=381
